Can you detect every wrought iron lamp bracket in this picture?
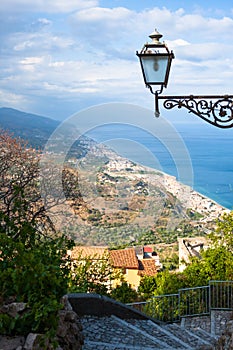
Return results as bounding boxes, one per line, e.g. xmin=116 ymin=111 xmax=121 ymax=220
xmin=156 ymin=94 xmax=233 ymax=128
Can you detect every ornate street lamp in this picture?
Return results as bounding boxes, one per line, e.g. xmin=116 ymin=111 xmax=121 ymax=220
xmin=137 ymin=29 xmax=233 ymax=128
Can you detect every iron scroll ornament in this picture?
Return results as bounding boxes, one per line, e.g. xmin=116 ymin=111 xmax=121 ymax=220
xmin=158 ymin=95 xmax=233 ymax=128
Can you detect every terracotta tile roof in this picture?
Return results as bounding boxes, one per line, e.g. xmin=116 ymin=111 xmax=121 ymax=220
xmin=110 ymin=248 xmax=139 ymax=269
xmin=138 ymin=259 xmax=158 ymax=276
xmin=71 ymin=246 xmax=108 ymax=259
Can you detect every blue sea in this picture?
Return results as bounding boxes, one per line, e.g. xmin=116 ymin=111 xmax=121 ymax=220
xmin=86 ymin=121 xmax=233 ymax=210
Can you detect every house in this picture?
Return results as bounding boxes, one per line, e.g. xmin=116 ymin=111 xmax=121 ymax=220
xmin=135 ymin=246 xmax=162 ymax=270
xmin=110 ymin=248 xmax=140 ymax=289
xmin=70 ymin=246 xmax=108 ymax=260
xmin=110 ymin=247 xmax=159 ymax=289
xmin=69 ymin=245 xmax=160 ymax=290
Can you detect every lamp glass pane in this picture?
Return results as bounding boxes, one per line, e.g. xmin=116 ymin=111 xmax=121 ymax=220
xmin=141 ymin=55 xmax=169 ymax=84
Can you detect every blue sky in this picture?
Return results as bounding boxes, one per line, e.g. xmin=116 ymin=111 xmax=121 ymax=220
xmin=1 ymin=0 xmax=233 ymax=121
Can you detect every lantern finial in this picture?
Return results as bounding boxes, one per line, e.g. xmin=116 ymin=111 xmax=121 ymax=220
xmin=149 ymin=29 xmax=163 ymax=45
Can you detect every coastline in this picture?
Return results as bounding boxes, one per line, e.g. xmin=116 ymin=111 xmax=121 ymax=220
xmin=104 ymin=155 xmax=230 ymax=222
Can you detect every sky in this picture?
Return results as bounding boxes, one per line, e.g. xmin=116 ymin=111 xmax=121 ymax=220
xmin=1 ymin=0 xmax=233 ymax=122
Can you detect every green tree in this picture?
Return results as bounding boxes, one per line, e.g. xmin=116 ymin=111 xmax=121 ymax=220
xmin=0 ymin=132 xmax=75 ymax=344
xmin=69 ymin=251 xmax=120 ymax=295
xmin=138 ymin=275 xmax=158 ymax=299
xmin=140 ymin=212 xmax=233 ymax=299
xmin=211 ymin=211 xmax=233 ymax=252
xmin=153 ymin=270 xmax=187 ymax=295
xmin=110 ymin=282 xmax=139 ymax=303
xmin=183 ymin=245 xmax=233 ymax=286
xmin=138 ymin=271 xmax=187 ymax=299
xmin=0 ymin=132 xmax=56 ymax=235
xmin=182 ymin=212 xmax=233 ymax=285
xmin=0 ymin=206 xmax=74 ymax=339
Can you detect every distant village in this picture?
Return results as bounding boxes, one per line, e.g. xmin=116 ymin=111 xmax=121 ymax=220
xmin=69 ymin=235 xmax=209 ymax=290
xmin=69 ymin=245 xmax=163 ymax=290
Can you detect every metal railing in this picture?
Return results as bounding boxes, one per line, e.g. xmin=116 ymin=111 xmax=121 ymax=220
xmin=179 ymin=285 xmax=209 ymax=318
xmin=128 ymin=280 xmax=233 ymax=323
xmin=210 ymin=280 xmax=233 ymax=310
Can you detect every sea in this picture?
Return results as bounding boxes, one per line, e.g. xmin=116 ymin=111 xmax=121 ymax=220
xmin=86 ymin=121 xmax=233 ymax=210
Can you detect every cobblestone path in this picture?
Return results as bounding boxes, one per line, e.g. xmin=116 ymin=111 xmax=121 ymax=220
xmin=81 ymin=316 xmax=216 ymax=350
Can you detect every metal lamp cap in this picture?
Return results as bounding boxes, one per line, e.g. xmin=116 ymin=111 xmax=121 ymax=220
xmin=149 ymin=29 xmax=163 ymax=44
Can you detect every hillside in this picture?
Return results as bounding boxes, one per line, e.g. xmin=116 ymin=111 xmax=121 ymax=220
xmin=60 ymin=148 xmax=228 ymax=246
xmin=0 ymin=107 xmax=228 ymax=247
xmin=0 ymin=107 xmax=59 ymax=148
xmin=0 ymin=107 xmax=94 ymax=158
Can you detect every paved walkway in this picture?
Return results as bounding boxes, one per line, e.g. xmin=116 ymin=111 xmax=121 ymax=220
xmin=81 ymin=315 xmax=216 ymax=350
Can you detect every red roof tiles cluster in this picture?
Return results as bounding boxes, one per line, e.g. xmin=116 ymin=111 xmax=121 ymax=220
xmin=70 ymin=245 xmax=158 ymax=277
xmin=110 ymin=248 xmax=139 ymax=269
xmin=138 ymin=259 xmax=158 ymax=276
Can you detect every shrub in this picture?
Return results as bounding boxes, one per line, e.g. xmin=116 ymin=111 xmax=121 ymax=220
xmin=110 ymin=282 xmax=138 ymax=303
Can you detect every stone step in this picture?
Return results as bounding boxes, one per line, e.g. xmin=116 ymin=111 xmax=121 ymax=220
xmin=81 ymin=315 xmax=205 ymax=350
xmin=81 ymin=315 xmax=166 ymax=349
xmin=188 ymin=327 xmax=218 ymax=346
xmin=80 ymin=315 xmax=218 ymax=350
xmin=165 ymin=323 xmax=215 ymax=349
xmin=124 ymin=318 xmax=193 ymax=349
xmin=82 ymin=341 xmax=161 ymax=350
xmin=81 ymin=315 xmax=200 ymax=350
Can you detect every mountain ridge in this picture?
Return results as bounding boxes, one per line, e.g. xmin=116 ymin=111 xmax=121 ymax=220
xmin=0 ymin=107 xmax=60 ymax=148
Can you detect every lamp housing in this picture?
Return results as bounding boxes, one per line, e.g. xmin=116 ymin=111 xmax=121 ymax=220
xmin=137 ymin=28 xmax=233 ymax=127
xmin=136 ymin=29 xmax=174 ymax=94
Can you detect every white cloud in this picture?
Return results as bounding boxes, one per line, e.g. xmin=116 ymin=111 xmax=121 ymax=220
xmin=19 ymin=56 xmax=46 ymax=72
xmin=0 ymin=89 xmax=29 ymax=109
xmin=1 ymin=54 xmax=141 ymax=108
xmin=14 ymin=40 xmax=35 ymax=51
xmin=69 ymin=6 xmax=135 ymax=52
xmin=69 ymin=6 xmax=233 ymax=58
xmin=41 ymin=58 xmax=140 ymax=97
xmin=30 ymin=18 xmax=52 ymax=32
xmin=0 ymin=0 xmax=98 ymax=13
xmin=1 ymin=4 xmax=233 ymax=117
xmin=72 ymin=6 xmax=132 ymax=22
xmin=20 ymin=56 xmax=44 ymax=65
xmin=172 ymin=42 xmax=232 ymax=62
xmin=49 ymin=61 xmax=65 ymax=68
xmin=171 ymin=39 xmax=190 ymax=47
xmin=12 ymin=32 xmax=75 ymax=53
xmin=175 ymin=14 xmax=233 ymax=41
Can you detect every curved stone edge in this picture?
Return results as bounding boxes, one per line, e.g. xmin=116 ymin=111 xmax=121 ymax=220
xmin=67 ymin=293 xmax=160 ymax=323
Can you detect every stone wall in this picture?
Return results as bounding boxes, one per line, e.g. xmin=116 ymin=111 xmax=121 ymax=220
xmin=0 ymin=296 xmax=84 ymax=350
xmin=215 ymin=319 xmax=233 ymax=350
xmin=212 ymin=311 xmax=233 ymax=336
xmin=181 ymin=310 xmax=233 ymax=337
xmin=181 ymin=315 xmax=211 ymax=334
